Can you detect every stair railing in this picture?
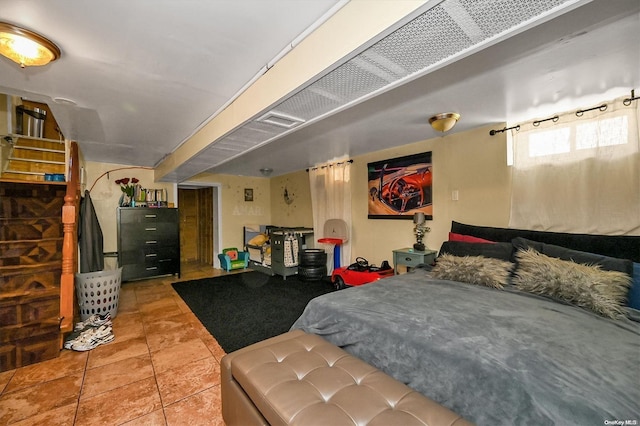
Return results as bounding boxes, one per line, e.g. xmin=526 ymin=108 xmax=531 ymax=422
xmin=60 ymin=141 xmax=79 ymax=337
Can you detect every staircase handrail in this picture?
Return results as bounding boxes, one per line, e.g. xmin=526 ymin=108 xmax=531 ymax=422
xmin=60 ymin=141 xmax=79 ymax=337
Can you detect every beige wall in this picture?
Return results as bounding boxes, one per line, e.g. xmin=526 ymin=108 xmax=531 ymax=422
xmin=269 ymin=169 xmax=313 ymax=228
xmin=84 ymin=161 xmax=176 ymax=253
xmin=267 ymin=124 xmax=512 ymax=267
xmin=186 ymin=173 xmax=271 ymax=250
xmin=83 ymin=123 xmax=509 ymax=266
xmin=350 ymin=124 xmax=511 ymax=267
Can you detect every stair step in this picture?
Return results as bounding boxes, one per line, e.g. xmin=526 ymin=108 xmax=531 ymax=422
xmin=0 ymin=172 xmax=46 ymax=182
xmin=8 ymin=157 xmax=65 ymax=165
xmin=6 ymin=135 xmax=65 ymax=151
xmin=11 ymin=148 xmax=65 ymax=163
xmin=13 ymin=145 xmax=65 ymax=154
xmin=3 ymin=170 xmax=45 ymax=175
xmin=6 ymin=159 xmax=65 ymax=175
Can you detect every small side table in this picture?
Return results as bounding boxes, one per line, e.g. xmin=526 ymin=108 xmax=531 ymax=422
xmin=392 ymin=248 xmax=437 ymax=275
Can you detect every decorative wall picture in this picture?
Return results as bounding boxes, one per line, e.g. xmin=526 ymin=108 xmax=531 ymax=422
xmin=244 ymin=188 xmax=253 ymax=202
xmin=367 ymin=151 xmax=432 ymax=219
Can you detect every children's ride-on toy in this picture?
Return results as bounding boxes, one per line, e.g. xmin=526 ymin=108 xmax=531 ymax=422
xmin=331 ymin=257 xmax=394 ymax=290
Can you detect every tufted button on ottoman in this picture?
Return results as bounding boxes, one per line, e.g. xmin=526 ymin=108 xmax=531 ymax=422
xmin=221 ymin=330 xmax=472 ymax=426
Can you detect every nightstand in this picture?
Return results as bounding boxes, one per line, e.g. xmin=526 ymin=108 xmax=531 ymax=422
xmin=392 ymin=248 xmax=437 ymax=275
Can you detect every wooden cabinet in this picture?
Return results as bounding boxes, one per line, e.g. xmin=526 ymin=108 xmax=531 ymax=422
xmin=117 ymin=208 xmax=180 ymax=281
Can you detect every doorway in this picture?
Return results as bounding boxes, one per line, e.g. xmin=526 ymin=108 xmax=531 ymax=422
xmin=177 ymin=184 xmax=221 ymax=269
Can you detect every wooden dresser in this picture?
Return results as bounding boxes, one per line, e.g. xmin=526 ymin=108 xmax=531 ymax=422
xmin=117 ymin=207 xmax=180 ymax=281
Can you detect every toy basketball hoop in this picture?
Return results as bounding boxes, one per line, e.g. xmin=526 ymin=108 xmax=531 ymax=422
xmin=318 ymin=219 xmax=348 ymax=270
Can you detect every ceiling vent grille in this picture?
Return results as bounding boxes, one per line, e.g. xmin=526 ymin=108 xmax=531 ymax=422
xmin=256 ymin=111 xmax=306 ymax=128
xmin=163 ymin=0 xmax=582 ymax=182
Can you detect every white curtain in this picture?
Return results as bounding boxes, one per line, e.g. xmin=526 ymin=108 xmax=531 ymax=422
xmin=509 ymin=96 xmax=640 ymax=235
xmin=309 ymin=161 xmax=352 ymax=273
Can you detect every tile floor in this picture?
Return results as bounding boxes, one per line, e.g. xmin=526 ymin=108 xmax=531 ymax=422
xmin=0 ymin=262 xmax=239 ymax=425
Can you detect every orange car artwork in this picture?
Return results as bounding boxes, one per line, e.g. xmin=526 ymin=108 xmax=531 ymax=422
xmin=367 ymin=152 xmax=432 ymax=218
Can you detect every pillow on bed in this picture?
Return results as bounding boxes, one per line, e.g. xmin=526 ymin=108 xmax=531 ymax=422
xmin=512 ymin=237 xmax=633 ymax=275
xmin=448 ymin=232 xmax=495 ymax=244
xmin=438 ymin=241 xmax=513 ymax=261
xmin=248 ymin=233 xmax=268 ymax=246
xmin=513 ymin=248 xmax=631 ymax=319
xmin=432 ymin=254 xmax=513 ymax=289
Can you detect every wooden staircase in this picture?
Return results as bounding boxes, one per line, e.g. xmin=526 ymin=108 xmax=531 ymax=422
xmin=1 ymin=136 xmax=67 ymax=182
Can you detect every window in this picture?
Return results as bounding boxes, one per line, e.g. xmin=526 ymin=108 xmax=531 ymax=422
xmin=508 ymin=96 xmax=639 ymax=234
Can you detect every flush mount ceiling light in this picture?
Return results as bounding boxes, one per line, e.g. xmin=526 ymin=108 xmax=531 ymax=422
xmin=0 ymin=22 xmax=60 ymax=67
xmin=259 ymin=167 xmax=273 ymax=177
xmin=429 ymin=112 xmax=460 ymax=133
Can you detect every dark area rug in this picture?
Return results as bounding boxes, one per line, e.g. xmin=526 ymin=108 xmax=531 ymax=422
xmin=172 ymin=271 xmax=334 ymax=353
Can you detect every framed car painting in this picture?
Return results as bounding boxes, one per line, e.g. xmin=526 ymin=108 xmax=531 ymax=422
xmin=367 ymin=151 xmax=432 ymax=219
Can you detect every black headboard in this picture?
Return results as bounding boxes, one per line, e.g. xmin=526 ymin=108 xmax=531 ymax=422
xmin=451 ymin=221 xmax=640 ymax=263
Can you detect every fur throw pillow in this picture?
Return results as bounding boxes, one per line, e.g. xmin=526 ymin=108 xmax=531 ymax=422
xmin=432 ymin=254 xmax=513 ymax=289
xmin=513 ymin=248 xmax=631 ymax=319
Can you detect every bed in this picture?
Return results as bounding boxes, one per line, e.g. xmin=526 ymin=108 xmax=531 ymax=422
xmin=292 ymin=221 xmax=640 ymax=425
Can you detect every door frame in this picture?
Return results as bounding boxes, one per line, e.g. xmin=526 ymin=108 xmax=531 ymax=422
xmin=174 ymin=181 xmax=222 ymax=269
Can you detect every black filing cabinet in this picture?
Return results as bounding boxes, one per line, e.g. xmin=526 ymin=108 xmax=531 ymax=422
xmin=117 ymin=207 xmax=180 ymax=281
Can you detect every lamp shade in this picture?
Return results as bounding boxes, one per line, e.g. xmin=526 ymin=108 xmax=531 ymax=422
xmin=0 ymin=22 xmax=60 ymax=67
xmin=413 ymin=212 xmax=425 ymax=224
xmin=429 ymin=112 xmax=460 ymax=132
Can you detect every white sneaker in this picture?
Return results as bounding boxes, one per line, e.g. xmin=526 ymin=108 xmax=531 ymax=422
xmin=66 ymin=325 xmax=114 ymax=351
xmin=75 ymin=313 xmax=112 ymax=331
xmin=71 ymin=332 xmax=115 ymax=352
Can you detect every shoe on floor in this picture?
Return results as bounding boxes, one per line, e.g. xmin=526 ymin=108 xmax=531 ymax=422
xmin=71 ymin=331 xmax=115 ymax=352
xmin=65 ymin=324 xmax=114 ymax=351
xmin=75 ymin=313 xmax=112 ymax=331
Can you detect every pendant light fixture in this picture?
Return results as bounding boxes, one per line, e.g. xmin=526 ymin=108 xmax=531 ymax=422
xmin=0 ymin=22 xmax=60 ymax=68
xmin=429 ymin=112 xmax=460 ymax=132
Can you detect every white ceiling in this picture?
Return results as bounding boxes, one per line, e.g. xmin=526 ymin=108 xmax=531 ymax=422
xmin=0 ymin=0 xmax=638 ymax=180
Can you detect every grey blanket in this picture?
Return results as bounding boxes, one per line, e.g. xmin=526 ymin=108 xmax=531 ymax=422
xmin=291 ymin=270 xmax=640 ymax=425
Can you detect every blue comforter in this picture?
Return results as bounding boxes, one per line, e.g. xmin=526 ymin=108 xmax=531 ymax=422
xmin=291 ymin=270 xmax=640 ymax=425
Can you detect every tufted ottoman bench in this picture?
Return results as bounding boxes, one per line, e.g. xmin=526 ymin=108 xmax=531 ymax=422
xmin=221 ymin=329 xmax=472 ymax=426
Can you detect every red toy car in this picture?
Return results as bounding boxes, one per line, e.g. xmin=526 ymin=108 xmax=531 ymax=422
xmin=331 ymin=257 xmax=394 ymax=290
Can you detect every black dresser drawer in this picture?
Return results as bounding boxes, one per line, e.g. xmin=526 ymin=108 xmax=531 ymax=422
xmin=117 ymin=208 xmax=180 ymax=281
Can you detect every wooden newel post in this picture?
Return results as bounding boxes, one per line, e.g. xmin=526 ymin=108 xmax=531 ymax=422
xmin=60 ymin=141 xmax=79 ymax=344
xmin=60 ymin=194 xmax=76 ymax=335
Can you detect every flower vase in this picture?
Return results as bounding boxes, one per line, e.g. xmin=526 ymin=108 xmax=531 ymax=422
xmin=119 ymin=193 xmax=132 ymax=207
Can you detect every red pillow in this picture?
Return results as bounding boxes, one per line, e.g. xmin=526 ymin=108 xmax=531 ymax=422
xmin=226 ymin=250 xmax=238 ymax=260
xmin=448 ymin=232 xmax=495 ymax=244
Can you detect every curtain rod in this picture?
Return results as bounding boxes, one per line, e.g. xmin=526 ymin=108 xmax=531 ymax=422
xmin=623 ymin=89 xmax=639 ymax=106
xmin=306 ymin=159 xmax=353 ymax=172
xmin=489 ymin=124 xmax=520 ymax=135
xmin=489 ymin=88 xmax=639 ymax=136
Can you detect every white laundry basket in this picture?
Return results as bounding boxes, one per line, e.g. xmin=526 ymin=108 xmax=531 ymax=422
xmin=75 ymin=267 xmax=123 ymax=321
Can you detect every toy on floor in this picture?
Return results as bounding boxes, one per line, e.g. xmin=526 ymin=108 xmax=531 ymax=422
xmin=331 ymin=257 xmax=393 ymax=290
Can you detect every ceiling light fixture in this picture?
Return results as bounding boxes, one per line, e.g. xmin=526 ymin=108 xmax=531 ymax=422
xmin=0 ymin=22 xmax=61 ymax=68
xmin=259 ymin=168 xmax=273 ymax=177
xmin=429 ymin=112 xmax=460 ymax=133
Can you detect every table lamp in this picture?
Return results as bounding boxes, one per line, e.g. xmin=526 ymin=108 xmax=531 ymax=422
xmin=413 ymin=212 xmax=429 ymax=251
